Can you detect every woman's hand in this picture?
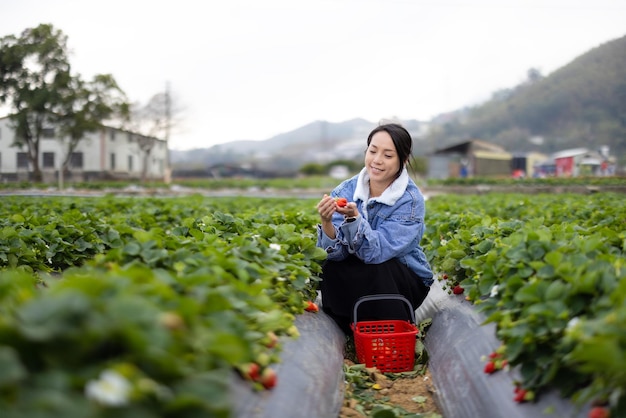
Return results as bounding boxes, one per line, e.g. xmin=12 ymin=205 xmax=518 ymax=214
xmin=318 ymin=195 xmax=358 ymax=220
xmin=317 ymin=194 xmax=336 ymax=222
xmin=337 ymin=202 xmax=358 ymax=218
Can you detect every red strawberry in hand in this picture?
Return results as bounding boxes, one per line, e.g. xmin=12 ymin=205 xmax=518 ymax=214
xmin=335 ymin=197 xmax=348 ymax=207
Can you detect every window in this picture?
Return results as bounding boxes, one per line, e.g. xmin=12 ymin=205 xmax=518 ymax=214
xmin=110 ymin=153 xmax=116 ymax=170
xmin=17 ymin=152 xmax=29 ymax=168
xmin=128 ymin=155 xmax=133 ymax=171
xmin=70 ymin=152 xmax=84 ymax=169
xmin=42 ymin=127 xmax=55 ymax=139
xmin=127 ymin=132 xmax=133 ymax=143
xmin=42 ymin=152 xmax=55 ymax=168
xmin=110 ymin=130 xmax=116 ymax=141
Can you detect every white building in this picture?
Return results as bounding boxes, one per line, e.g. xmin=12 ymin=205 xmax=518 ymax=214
xmin=0 ymin=116 xmax=167 ymax=182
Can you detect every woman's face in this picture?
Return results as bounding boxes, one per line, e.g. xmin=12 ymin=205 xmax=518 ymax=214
xmin=365 ymin=130 xmax=401 ymax=186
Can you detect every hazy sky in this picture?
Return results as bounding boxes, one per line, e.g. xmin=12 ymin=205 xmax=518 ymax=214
xmin=1 ymin=0 xmax=625 ymax=150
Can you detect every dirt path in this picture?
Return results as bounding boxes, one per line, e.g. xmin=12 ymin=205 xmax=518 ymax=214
xmin=339 ymin=359 xmax=442 ymax=417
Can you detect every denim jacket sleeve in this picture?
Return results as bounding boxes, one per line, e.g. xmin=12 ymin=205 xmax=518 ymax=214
xmin=316 ymin=211 xmax=353 ymax=261
xmin=343 ymin=194 xmax=425 ymax=264
xmin=315 ymin=177 xmax=359 ymax=261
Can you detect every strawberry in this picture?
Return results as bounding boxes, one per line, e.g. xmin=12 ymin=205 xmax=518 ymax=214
xmin=260 ymin=367 xmax=277 ymax=389
xmin=452 ymin=285 xmax=464 ymax=295
xmin=442 ymin=273 xmax=448 ymax=280
xmin=514 ymin=388 xmax=527 ymax=403
xmin=239 ymin=362 xmax=261 ymax=381
xmin=335 ymin=197 xmax=348 ymax=207
xmin=265 ymin=331 xmax=278 ymax=348
xmin=305 ymin=300 xmax=319 ymax=313
xmin=588 ymin=406 xmax=610 ymax=418
xmin=484 ymin=361 xmax=496 ymax=374
xmin=513 ymin=387 xmax=535 ymax=403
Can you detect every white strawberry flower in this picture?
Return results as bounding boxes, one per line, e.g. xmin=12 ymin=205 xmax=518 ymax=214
xmin=269 ymin=243 xmax=281 ymax=251
xmin=440 ymin=239 xmax=448 ymax=246
xmin=490 ymin=285 xmax=499 ymax=298
xmin=85 ymin=370 xmax=131 ymax=407
xmin=566 ymin=317 xmax=580 ymax=331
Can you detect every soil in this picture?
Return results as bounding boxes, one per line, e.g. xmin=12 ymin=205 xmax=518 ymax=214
xmin=339 ymin=359 xmax=442 ymax=417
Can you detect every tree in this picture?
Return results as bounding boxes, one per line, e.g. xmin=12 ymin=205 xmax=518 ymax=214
xmin=0 ymin=24 xmax=70 ymax=181
xmin=0 ymin=24 xmax=129 ymax=183
xmin=128 ymin=83 xmax=184 ymax=183
xmin=55 ymin=74 xmax=129 ymax=189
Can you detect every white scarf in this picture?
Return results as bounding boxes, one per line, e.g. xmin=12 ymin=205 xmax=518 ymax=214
xmin=353 ymin=167 xmax=409 ymax=219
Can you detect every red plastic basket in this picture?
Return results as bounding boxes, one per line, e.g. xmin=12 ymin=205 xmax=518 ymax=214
xmin=350 ymin=294 xmax=418 ymax=373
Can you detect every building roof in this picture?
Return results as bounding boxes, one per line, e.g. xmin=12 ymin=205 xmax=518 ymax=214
xmin=433 ymin=139 xmax=507 ymax=155
xmin=551 ymin=147 xmax=589 ymax=159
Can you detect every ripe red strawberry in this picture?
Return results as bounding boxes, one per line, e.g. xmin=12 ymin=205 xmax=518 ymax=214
xmin=513 ymin=387 xmax=534 ymax=403
xmin=452 ymin=285 xmax=464 ymax=295
xmin=335 ymin=197 xmax=348 ymax=207
xmin=442 ymin=273 xmax=448 ymax=280
xmin=260 ymin=367 xmax=277 ymax=389
xmin=514 ymin=388 xmax=527 ymax=403
xmin=305 ymin=301 xmax=319 ymax=313
xmin=484 ymin=361 xmax=496 ymax=374
xmin=588 ymin=406 xmax=610 ymax=418
xmin=240 ymin=362 xmax=261 ymax=381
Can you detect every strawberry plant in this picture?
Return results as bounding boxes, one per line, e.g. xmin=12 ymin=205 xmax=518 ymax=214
xmin=424 ymin=193 xmax=626 ymax=416
xmin=0 ymin=195 xmax=328 ymax=417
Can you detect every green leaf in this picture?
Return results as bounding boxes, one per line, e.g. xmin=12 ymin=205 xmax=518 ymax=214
xmin=0 ymin=345 xmax=27 ymax=386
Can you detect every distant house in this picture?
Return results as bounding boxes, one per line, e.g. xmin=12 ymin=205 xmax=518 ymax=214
xmin=511 ymin=151 xmax=548 ymax=178
xmin=0 ymin=116 xmax=167 ymax=182
xmin=328 ymin=165 xmax=350 ymax=179
xmin=541 ymin=147 xmax=615 ymax=177
xmin=428 ymin=139 xmax=512 ymax=179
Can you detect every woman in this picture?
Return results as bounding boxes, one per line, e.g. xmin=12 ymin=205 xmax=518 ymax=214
xmin=316 ymin=123 xmax=433 ymax=334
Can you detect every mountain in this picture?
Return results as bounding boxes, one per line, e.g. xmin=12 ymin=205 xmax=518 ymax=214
xmin=172 ymin=34 xmax=626 ymax=170
xmin=422 ymin=34 xmax=626 ymax=160
xmin=170 ymin=118 xmax=426 ymax=171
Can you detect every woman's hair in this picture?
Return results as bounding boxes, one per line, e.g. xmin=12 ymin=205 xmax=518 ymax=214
xmin=366 ymin=123 xmax=413 ymax=178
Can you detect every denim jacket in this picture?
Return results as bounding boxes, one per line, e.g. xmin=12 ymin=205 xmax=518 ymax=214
xmin=317 ymin=167 xmax=434 ymax=286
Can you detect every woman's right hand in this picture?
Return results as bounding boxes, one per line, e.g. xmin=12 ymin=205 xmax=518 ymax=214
xmin=317 ymin=194 xmax=336 ymax=222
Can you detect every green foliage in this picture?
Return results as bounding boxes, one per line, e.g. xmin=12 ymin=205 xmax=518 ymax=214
xmin=424 ymin=193 xmax=626 ymax=414
xmin=427 ymin=176 xmax=626 ymax=187
xmin=2 ymin=191 xmax=624 ymax=415
xmin=0 ymin=195 xmax=326 ymax=417
xmin=299 ymin=162 xmax=327 ymax=176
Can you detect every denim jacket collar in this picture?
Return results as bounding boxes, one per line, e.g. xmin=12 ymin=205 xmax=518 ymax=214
xmin=353 ymin=167 xmax=409 ymax=206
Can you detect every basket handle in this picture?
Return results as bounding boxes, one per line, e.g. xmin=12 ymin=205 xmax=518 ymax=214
xmin=352 ymin=294 xmax=416 ymax=325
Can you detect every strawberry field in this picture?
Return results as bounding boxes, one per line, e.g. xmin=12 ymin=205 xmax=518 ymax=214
xmin=0 ymin=191 xmax=624 ymax=417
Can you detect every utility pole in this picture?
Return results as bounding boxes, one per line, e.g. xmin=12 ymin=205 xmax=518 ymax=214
xmin=164 ymin=81 xmax=172 ymax=184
